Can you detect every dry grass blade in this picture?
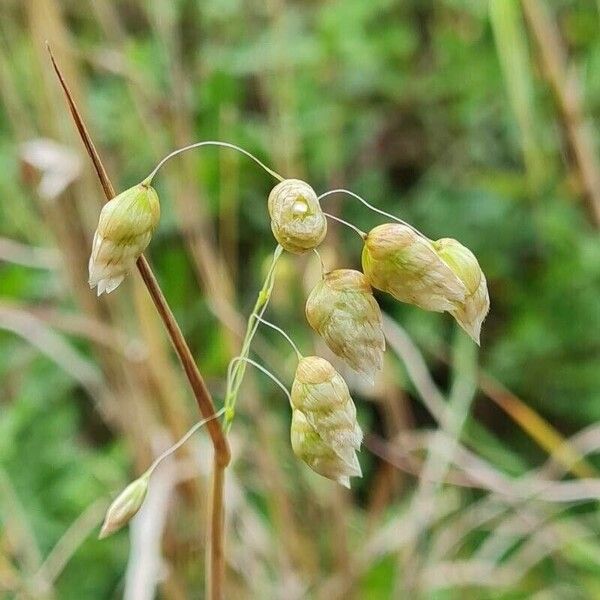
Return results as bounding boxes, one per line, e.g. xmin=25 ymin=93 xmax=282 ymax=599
xmin=384 ymin=312 xmax=598 ymax=480
xmin=479 ymin=373 xmax=598 ymax=478
xmin=0 ymin=237 xmax=59 ymax=269
xmin=521 ymin=0 xmax=600 ymax=226
xmin=0 ymin=303 xmax=105 ymax=407
xmin=34 ymin=500 xmax=107 ymax=589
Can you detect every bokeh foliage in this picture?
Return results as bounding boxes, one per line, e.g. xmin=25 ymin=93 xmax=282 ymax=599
xmin=1 ymin=0 xmax=599 ymax=598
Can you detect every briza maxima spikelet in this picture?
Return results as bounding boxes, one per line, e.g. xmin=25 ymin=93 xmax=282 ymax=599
xmin=306 ymin=269 xmax=385 ymax=383
xmin=268 ymin=179 xmax=327 ymax=254
xmin=361 ymin=223 xmax=467 ymax=312
xmin=361 ymin=224 xmax=490 ymax=343
xmin=290 ymin=356 xmax=362 ymax=488
xmin=89 ymin=182 xmax=160 ymax=296
xmin=433 ymin=238 xmax=489 ymax=344
xmin=99 ymin=475 xmax=148 ymax=539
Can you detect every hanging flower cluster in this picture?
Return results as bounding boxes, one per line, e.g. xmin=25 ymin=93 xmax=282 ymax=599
xmin=90 ymin=144 xmax=489 ymax=538
xmin=261 ymin=178 xmax=488 ymax=486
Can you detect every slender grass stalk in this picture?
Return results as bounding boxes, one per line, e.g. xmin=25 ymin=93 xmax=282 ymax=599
xmin=223 ymin=245 xmax=283 ymax=428
xmin=313 ymin=248 xmax=326 ymax=275
xmin=322 ymin=212 xmax=366 ymax=239
xmin=207 ymin=454 xmax=226 ymax=599
xmin=47 ymin=45 xmax=230 ymax=600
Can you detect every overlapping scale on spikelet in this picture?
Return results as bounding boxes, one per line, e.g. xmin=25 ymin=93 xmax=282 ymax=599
xmin=88 ymin=183 xmax=160 ymax=295
xmin=433 ymin=238 xmax=490 ymax=344
xmin=361 ymin=223 xmax=467 ymax=312
xmin=290 ymin=356 xmax=362 ymax=488
xmin=306 ymin=269 xmax=385 ymax=383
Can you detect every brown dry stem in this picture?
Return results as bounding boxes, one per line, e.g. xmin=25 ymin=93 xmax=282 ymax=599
xmin=522 ymin=0 xmax=600 ymax=227
xmin=47 ymin=44 xmax=230 ymax=599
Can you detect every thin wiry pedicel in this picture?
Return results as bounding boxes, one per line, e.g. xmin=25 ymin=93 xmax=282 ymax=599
xmin=290 ymin=356 xmax=362 ymax=488
xmin=306 ymin=269 xmax=385 ymax=383
xmin=88 ymin=183 xmax=160 ymax=296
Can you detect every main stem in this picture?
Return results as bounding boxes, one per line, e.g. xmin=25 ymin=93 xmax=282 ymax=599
xmin=48 ymin=46 xmax=230 ymax=599
xmin=207 ymin=455 xmax=226 ymax=599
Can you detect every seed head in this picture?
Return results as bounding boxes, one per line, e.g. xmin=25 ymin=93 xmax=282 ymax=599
xmin=290 ymin=356 xmax=362 ymax=487
xmin=268 ymin=179 xmax=327 ymax=254
xmin=433 ymin=238 xmax=490 ymax=344
xmin=361 ymin=223 xmax=467 ymax=312
xmin=306 ymin=269 xmax=385 ymax=383
xmin=88 ymin=182 xmax=160 ymax=296
xmin=99 ymin=474 xmax=149 ymax=539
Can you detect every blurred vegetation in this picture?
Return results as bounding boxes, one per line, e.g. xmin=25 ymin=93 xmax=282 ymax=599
xmin=1 ymin=0 xmax=599 ymax=598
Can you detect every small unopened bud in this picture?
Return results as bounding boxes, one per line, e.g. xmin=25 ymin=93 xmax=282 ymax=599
xmin=361 ymin=223 xmax=467 ymax=312
xmin=433 ymin=238 xmax=489 ymax=344
xmin=268 ymin=179 xmax=327 ymax=254
xmin=99 ymin=474 xmax=149 ymax=539
xmin=89 ymin=182 xmax=160 ymax=296
xmin=306 ymin=269 xmax=385 ymax=383
xmin=290 ymin=356 xmax=362 ymax=487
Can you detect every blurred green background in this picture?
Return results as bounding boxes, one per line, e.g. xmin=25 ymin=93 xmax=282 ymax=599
xmin=1 ymin=0 xmax=600 ymax=598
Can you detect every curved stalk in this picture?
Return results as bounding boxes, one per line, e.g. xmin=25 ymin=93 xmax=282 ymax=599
xmin=146 ymin=408 xmax=227 ymax=477
xmin=223 ymin=245 xmax=283 ymax=428
xmin=323 ymin=211 xmax=367 ymax=238
xmin=254 ymin=315 xmax=303 ymax=360
xmin=228 ymin=356 xmax=292 ymax=405
xmin=144 ymin=141 xmax=284 ymax=184
xmin=318 ymin=188 xmax=431 ymax=241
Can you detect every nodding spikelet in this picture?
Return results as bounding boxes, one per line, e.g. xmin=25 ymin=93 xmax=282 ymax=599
xmin=88 ymin=182 xmax=160 ymax=296
xmin=361 ymin=224 xmax=489 ymax=343
xmin=306 ymin=269 xmax=385 ymax=383
xmin=99 ymin=475 xmax=148 ymax=539
xmin=361 ymin=223 xmax=467 ymax=312
xmin=268 ymin=179 xmax=327 ymax=254
xmin=433 ymin=238 xmax=489 ymax=344
xmin=290 ymin=356 xmax=362 ymax=488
